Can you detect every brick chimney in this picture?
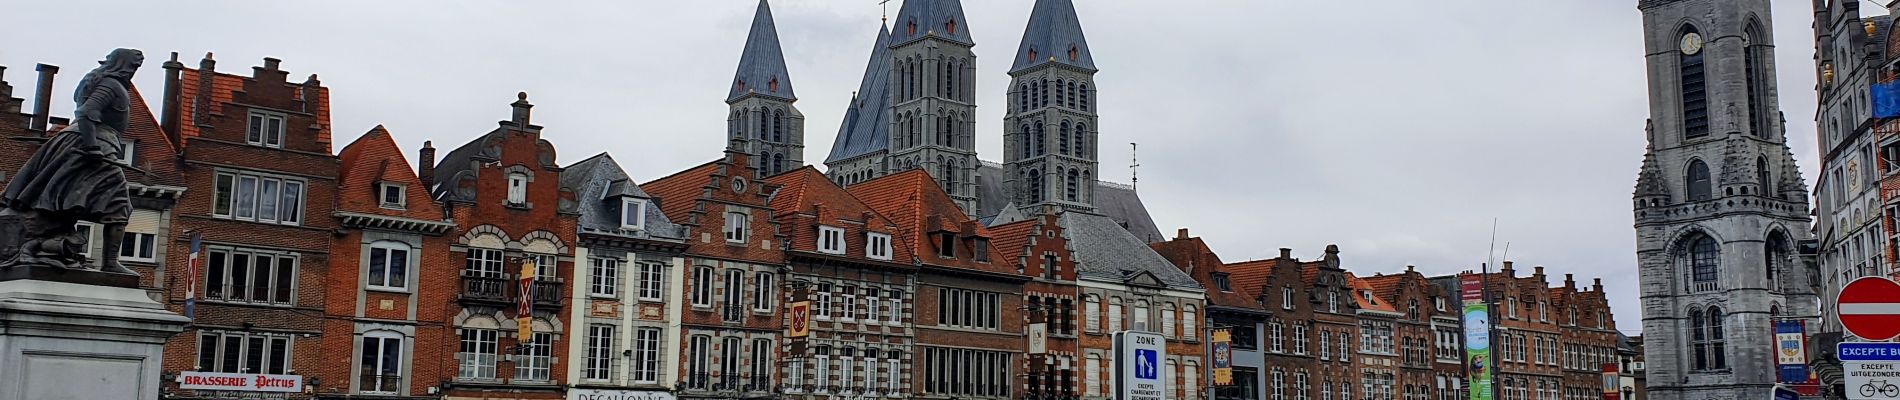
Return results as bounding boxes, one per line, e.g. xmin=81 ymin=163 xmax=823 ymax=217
xmin=1533 ymin=265 xmax=1545 ymax=280
xmin=160 ymin=52 xmax=184 ymax=148
xmin=1564 ymin=273 xmax=1576 ymax=289
xmin=418 ymin=140 xmax=437 ymax=190
xmin=1592 ymin=278 xmax=1603 ymax=292
xmin=1279 ymin=248 xmax=1292 ymax=259
xmin=194 ymin=53 xmax=215 ymax=127
xmin=30 ymin=63 xmax=57 ymax=133
xmin=1501 ymin=261 xmax=1514 ymax=276
xmin=1176 ymin=228 xmax=1189 ymax=240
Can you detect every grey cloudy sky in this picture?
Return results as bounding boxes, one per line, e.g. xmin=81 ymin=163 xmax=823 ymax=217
xmin=3 ymin=0 xmax=1857 ymax=334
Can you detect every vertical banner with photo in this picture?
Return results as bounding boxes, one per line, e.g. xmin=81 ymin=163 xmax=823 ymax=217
xmin=1211 ymin=328 xmax=1233 ymax=386
xmin=1774 ymin=320 xmax=1808 ymax=383
xmin=1601 ymin=363 xmax=1620 ymax=400
xmin=1461 ymin=273 xmax=1493 ymax=400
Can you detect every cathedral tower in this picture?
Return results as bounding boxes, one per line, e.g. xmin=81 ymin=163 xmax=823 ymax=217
xmin=1631 ymin=1 xmax=1818 ymax=399
xmin=885 ymin=0 xmax=980 ymax=211
xmin=726 ymin=0 xmax=804 ymax=177
xmin=1004 ymin=0 xmax=1098 ymax=213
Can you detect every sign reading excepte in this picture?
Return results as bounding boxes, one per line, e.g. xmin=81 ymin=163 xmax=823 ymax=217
xmin=176 ymin=371 xmax=302 ymax=393
xmin=1838 ymin=277 xmax=1900 ymax=341
xmin=1842 ymin=342 xmax=1900 ymax=400
xmin=1115 ymin=331 xmax=1167 ymax=400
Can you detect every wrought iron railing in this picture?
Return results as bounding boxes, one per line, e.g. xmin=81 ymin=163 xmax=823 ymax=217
xmin=460 ymin=270 xmax=509 ymax=302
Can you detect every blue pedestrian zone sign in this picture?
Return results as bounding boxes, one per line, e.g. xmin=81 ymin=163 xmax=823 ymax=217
xmin=1115 ymin=331 xmax=1168 ymax=400
xmin=1136 ymin=349 xmax=1159 ymax=379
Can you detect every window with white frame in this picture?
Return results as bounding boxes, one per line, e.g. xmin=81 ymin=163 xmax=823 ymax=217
xmin=379 ymin=183 xmax=405 ymax=209
xmin=815 ymin=282 xmax=833 ymax=319
xmin=1085 ymin=354 xmax=1102 ymax=396
xmin=886 ymin=352 xmax=902 ymax=392
xmin=247 ymin=111 xmax=285 ymax=148
xmin=937 ymin=288 xmax=1001 ymax=330
xmin=751 ymin=339 xmax=773 ymax=390
xmin=1271 ymin=321 xmax=1285 ymax=353
xmin=867 ymin=232 xmax=893 ymax=260
xmin=119 ymin=231 xmax=156 ymax=262
xmin=117 ymin=139 xmax=136 ymax=164
xmin=842 ymin=286 xmax=859 ymax=322
xmin=506 ymin=172 xmax=528 ymax=205
xmin=517 ymin=332 xmax=553 ymax=381
xmin=359 ymin=331 xmax=403 ymax=394
xmin=1132 ymin=300 xmax=1151 ymax=331
xmin=212 ymin=171 xmax=304 ymax=225
xmin=818 ymin=225 xmax=845 ymax=254
xmin=465 ymin=247 xmax=503 ymax=277
xmin=1084 ymin=295 xmax=1101 ymax=332
xmin=203 ymin=247 xmax=298 ymax=305
xmin=720 ymin=337 xmax=742 ymax=389
xmin=637 ymin=262 xmax=663 ymax=301
xmin=722 ymin=270 xmax=744 ymax=322
xmin=633 ymin=327 xmax=661 ymax=383
xmin=196 ymin=330 xmax=292 ymax=374
xmin=691 ymin=266 xmax=713 ymax=307
xmin=585 ymin=324 xmax=615 ymax=381
xmin=1284 ymin=286 xmax=1295 ymax=309
xmin=1185 ymin=360 xmax=1200 ymax=400
xmin=886 ymin=289 xmax=903 ymax=324
xmin=621 ymin=197 xmax=646 ymax=229
xmin=867 ymin=291 xmax=881 ymax=322
xmin=457 ymin=328 xmax=498 ymax=379
xmin=1295 ymin=324 xmax=1309 ymax=354
xmin=753 ymin=272 xmax=774 ymax=311
xmin=527 ymin=252 xmax=557 ymax=281
xmin=367 ymin=242 xmax=410 ymax=290
xmin=589 ymin=257 xmax=619 ymax=297
xmin=814 ymin=346 xmax=832 ymax=393
xmin=1183 ymin=305 xmax=1198 ymax=340
xmin=687 ymin=335 xmax=710 ymax=388
xmin=724 ymin=211 xmax=749 ymax=243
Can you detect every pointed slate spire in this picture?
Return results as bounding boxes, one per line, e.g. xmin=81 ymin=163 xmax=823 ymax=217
xmin=1011 ymin=0 xmax=1094 ymax=73
xmin=826 ymin=24 xmax=893 ymax=164
xmin=729 ymin=0 xmax=795 ymax=102
xmin=890 ymin=0 xmax=974 ymax=45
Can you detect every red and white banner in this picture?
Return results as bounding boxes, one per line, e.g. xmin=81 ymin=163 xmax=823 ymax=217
xmin=177 ymin=371 xmax=302 ymax=392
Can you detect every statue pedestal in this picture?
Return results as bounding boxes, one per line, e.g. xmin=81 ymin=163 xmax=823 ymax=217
xmin=0 ymin=279 xmax=188 ymax=400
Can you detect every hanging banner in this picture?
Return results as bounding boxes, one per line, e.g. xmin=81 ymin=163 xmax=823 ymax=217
xmin=1602 ymin=364 xmax=1620 ymax=400
xmin=1461 ymin=273 xmax=1493 ymax=400
xmin=1874 ymin=81 xmax=1900 ymax=118
xmin=1775 ymin=320 xmax=1808 ymax=383
xmin=518 ymin=258 xmax=536 ymax=340
xmin=1211 ymin=328 xmax=1233 ymax=386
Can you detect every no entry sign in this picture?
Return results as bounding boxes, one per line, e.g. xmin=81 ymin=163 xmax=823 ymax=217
xmin=1839 ymin=277 xmax=1900 ymax=341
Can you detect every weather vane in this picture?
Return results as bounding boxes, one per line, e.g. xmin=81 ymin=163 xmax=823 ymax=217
xmin=880 ymin=0 xmax=891 ymax=23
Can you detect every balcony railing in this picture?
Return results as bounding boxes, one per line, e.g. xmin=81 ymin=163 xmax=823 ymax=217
xmin=1689 ymin=281 xmax=1720 ymax=293
xmin=722 ymin=305 xmax=746 ymax=323
xmin=682 ymin=373 xmax=711 ymax=390
xmin=359 ymin=374 xmax=401 ymax=394
xmin=532 ymin=280 xmax=562 ymax=307
xmin=460 ymin=270 xmax=510 ymax=304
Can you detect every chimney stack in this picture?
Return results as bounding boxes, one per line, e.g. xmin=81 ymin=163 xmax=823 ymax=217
xmin=30 ymin=63 xmax=57 ymax=133
xmin=160 ymin=52 xmax=185 ymax=147
xmin=1279 ymin=248 xmax=1292 ymax=259
xmin=1501 ymin=261 xmax=1514 ymax=276
xmin=510 ymin=91 xmax=533 ymax=127
xmin=194 ymin=53 xmax=216 ymax=127
xmin=418 ymin=140 xmax=437 ymax=190
xmin=1565 ymin=273 xmax=1576 ymax=289
xmin=1592 ymin=278 xmax=1603 ymax=292
xmin=1533 ymin=265 xmax=1544 ymax=278
xmin=1406 ymin=265 xmax=1415 ymax=273
xmin=1176 ymin=228 xmax=1189 ymax=240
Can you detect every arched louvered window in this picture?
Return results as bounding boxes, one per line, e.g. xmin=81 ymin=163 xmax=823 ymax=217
xmin=773 ymin=153 xmax=786 ymax=176
xmin=1076 ymin=123 xmax=1088 ymax=158
xmin=941 ymin=160 xmax=956 ymax=195
xmin=909 ymin=112 xmax=920 ymax=148
xmin=757 ymin=108 xmax=769 ymax=140
xmin=1066 ymin=169 xmax=1080 ymax=202
xmin=1027 ymin=169 xmax=1043 ymax=203
xmin=943 ymin=59 xmax=953 ymax=100
xmin=1034 ymin=122 xmax=1047 ymax=156
xmin=1060 ymin=120 xmax=1073 ymax=155
xmin=1745 ymin=23 xmax=1768 ymax=139
xmin=730 ymin=111 xmax=742 ymax=138
xmin=772 ymin=109 xmax=784 ymax=142
xmin=1021 ymin=124 xmax=1034 ymax=159
xmin=1055 ymin=79 xmax=1066 ymax=108
xmin=1041 ymin=78 xmax=1051 ymax=108
xmin=1681 ymin=25 xmax=1709 ymax=138
xmin=1686 ymin=159 xmax=1711 ymax=201
xmin=1080 ymin=84 xmax=1091 ymax=111
xmin=1019 ymin=84 xmax=1029 ymax=111
xmin=1069 ymin=81 xmax=1078 ymax=108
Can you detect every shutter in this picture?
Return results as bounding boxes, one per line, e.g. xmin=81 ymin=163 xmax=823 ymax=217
xmin=126 ymin=210 xmax=162 ymax=234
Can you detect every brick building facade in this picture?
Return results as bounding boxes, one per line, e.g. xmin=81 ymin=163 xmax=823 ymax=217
xmin=991 ymin=208 xmax=1083 ymax=399
xmin=559 ymin=153 xmax=690 ymax=397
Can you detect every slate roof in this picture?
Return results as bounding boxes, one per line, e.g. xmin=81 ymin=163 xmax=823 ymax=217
xmin=1010 ymin=0 xmax=1096 ymax=74
xmin=728 ymin=0 xmax=796 ymax=102
xmin=847 ymin=169 xmax=1013 ymax=275
xmin=335 ymin=125 xmax=445 ymax=220
xmin=1060 ymin=211 xmax=1200 ymax=291
xmin=889 ymin=0 xmax=975 ymax=46
xmin=973 ymin=162 xmax=1164 ymax=243
xmin=763 ymin=166 xmax=914 ymax=263
xmin=429 ymin=129 xmax=504 ymax=202
xmin=825 ymin=24 xmax=893 ymax=164
xmin=177 ymin=63 xmax=332 ymax=151
xmin=561 ymin=153 xmax=688 ymax=242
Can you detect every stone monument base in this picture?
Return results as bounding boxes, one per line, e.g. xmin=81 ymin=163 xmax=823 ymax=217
xmin=0 ymin=279 xmax=188 ymax=400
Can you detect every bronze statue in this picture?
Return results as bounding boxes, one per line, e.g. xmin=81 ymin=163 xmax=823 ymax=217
xmin=0 ymin=48 xmax=143 ymax=276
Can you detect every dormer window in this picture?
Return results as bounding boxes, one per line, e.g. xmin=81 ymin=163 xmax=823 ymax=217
xmin=506 ymin=173 xmax=528 ymax=205
xmin=907 ymin=19 xmax=917 ymax=36
xmin=379 ymin=183 xmax=405 ymax=209
xmin=118 ymin=139 xmax=136 ymax=165
xmin=620 ymin=198 xmax=647 ymax=230
xmin=818 ymin=226 xmax=845 ymax=254
xmin=1212 ymin=273 xmax=1232 ymax=292
xmin=1435 ymin=297 xmax=1447 ymax=312
xmin=866 ymin=232 xmax=893 ymax=260
xmin=1362 ymin=290 xmax=1374 ymax=303
xmin=946 ymin=18 xmax=957 ymax=35
xmin=247 ymin=111 xmax=286 ymax=148
xmin=936 ymin=232 xmax=956 ymax=258
xmin=972 ymin=238 xmax=990 ymax=262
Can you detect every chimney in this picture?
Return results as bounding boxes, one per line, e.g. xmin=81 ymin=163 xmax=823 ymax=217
xmin=510 ymin=91 xmax=533 ymax=127
xmin=1592 ymin=278 xmax=1603 ymax=292
xmin=262 ymin=57 xmax=281 ymax=71
xmin=160 ymin=52 xmax=184 ymax=147
xmin=1565 ymin=273 xmax=1576 ymax=289
xmin=1279 ymin=248 xmax=1292 ymax=259
xmin=418 ymin=140 xmax=437 ymax=190
xmin=194 ymin=53 xmax=215 ymax=127
xmin=1501 ymin=261 xmax=1515 ymax=276
xmin=1406 ymin=265 xmax=1415 ymax=273
xmin=1533 ymin=265 xmax=1545 ymax=278
xmin=1176 ymin=228 xmax=1189 ymax=240
xmin=30 ymin=63 xmax=57 ymax=133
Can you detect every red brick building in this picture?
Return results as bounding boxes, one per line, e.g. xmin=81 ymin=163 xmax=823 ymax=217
xmin=1553 ymin=276 xmax=1619 ymax=400
xmin=990 ymin=207 xmax=1082 ymax=398
xmin=1154 ymin=229 xmax=1274 ymax=400
xmin=641 ymin=147 xmax=787 ymax=399
xmin=1481 ymin=262 xmax=1564 ymax=400
xmin=430 ymin=93 xmax=580 ymax=399
xmin=763 ymin=166 xmax=918 ymax=398
xmin=316 ymin=126 xmax=456 ymax=397
xmin=1362 ymin=267 xmax=1453 ymax=400
xmin=848 ymin=169 xmax=1026 ymax=400
xmin=1302 ymin=246 xmax=1362 ymax=400
xmin=1347 ymin=273 xmax=1400 ymax=400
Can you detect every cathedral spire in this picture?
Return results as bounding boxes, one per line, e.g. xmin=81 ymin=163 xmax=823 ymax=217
xmin=890 ymin=0 xmax=974 ymax=46
xmin=729 ymin=0 xmax=795 ymax=103
xmin=1011 ymin=0 xmax=1095 ymax=74
xmin=826 ymin=24 xmax=893 ymax=166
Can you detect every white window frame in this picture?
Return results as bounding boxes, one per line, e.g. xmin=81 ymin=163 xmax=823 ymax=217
xmin=753 ymin=272 xmax=774 ymax=311
xmin=589 ymin=257 xmax=620 ymax=298
xmin=815 ymin=282 xmax=833 ymax=320
xmin=1283 ymin=286 xmax=1295 ymax=309
xmin=584 ymin=324 xmax=616 ymax=381
xmin=818 ymin=225 xmax=846 ymax=254
xmin=724 ymin=211 xmax=749 ymax=243
xmin=379 ymin=182 xmax=406 ymax=209
xmin=247 ymin=111 xmax=286 ymax=148
xmin=621 ymin=197 xmax=646 ymax=230
xmin=515 ymin=332 xmax=553 ymax=382
xmin=359 ymin=331 xmax=403 ymax=394
xmin=506 ymin=172 xmax=528 ymax=205
xmin=202 ymin=247 xmax=300 ymax=305
xmin=637 ymin=262 xmax=664 ymax=301
xmin=886 ymin=291 xmax=903 ymax=324
xmin=691 ymin=266 xmax=713 ymax=307
xmin=633 ymin=327 xmax=661 ymax=384
xmin=196 ymin=330 xmax=294 ymax=374
xmin=117 ymin=139 xmax=136 ymax=164
xmin=457 ymin=328 xmax=499 ymax=380
xmin=366 ymin=242 xmax=410 ymax=291
xmin=867 ymin=232 xmax=893 ymax=260
xmin=213 ymin=171 xmax=305 ymax=225
xmin=119 ymin=231 xmax=157 ymax=262
xmin=1183 ymin=305 xmax=1198 ymax=340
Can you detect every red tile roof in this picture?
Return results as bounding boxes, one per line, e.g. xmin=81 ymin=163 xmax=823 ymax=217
xmin=640 ymin=159 xmax=721 ymax=222
xmin=761 ymin=166 xmax=914 ymax=263
xmin=176 ymin=66 xmax=332 ymax=151
xmin=846 ymin=169 xmax=1012 ymax=275
xmin=1347 ymin=272 xmax=1398 ymax=313
xmin=1151 ymin=237 xmax=1259 ymax=310
xmin=987 ymin=217 xmax=1039 ymax=269
xmin=335 ymin=125 xmax=444 ymax=220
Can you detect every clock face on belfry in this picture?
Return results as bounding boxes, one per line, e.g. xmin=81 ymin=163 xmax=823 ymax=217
xmin=1680 ymin=32 xmax=1704 ymax=55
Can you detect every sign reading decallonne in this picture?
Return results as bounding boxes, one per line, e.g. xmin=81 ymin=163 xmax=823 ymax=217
xmin=567 ymin=388 xmax=678 ymax=400
xmin=176 ymin=371 xmax=302 ymax=392
xmin=1115 ymin=331 xmax=1167 ymax=400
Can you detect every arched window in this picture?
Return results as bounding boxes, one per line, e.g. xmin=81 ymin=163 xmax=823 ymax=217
xmin=909 ymin=112 xmax=920 ymax=147
xmin=1692 ymin=306 xmax=1727 ymax=370
xmin=1034 ymin=122 xmax=1047 ymax=156
xmin=943 ymin=59 xmax=953 ymax=100
xmin=1133 ymin=299 xmax=1151 ymax=331
xmin=1020 ymin=124 xmax=1034 ymax=159
xmin=1066 ymin=169 xmax=1080 ymax=202
xmin=1060 ymin=120 xmax=1072 ymax=155
xmin=1041 ymin=78 xmax=1051 ymax=108
xmin=1031 ymin=80 xmax=1042 ymax=109
xmin=1107 ymin=297 xmax=1124 ymax=331
xmin=1080 ymin=84 xmax=1090 ymax=111
xmin=941 ymin=160 xmax=957 ymax=195
xmin=1757 ymin=157 xmax=1773 ymax=196
xmin=1744 ymin=23 xmax=1767 ymax=138
xmin=1084 ymin=294 xmax=1102 ymax=332
xmin=1681 ymin=25 xmax=1709 ymax=138
xmin=1183 ymin=305 xmax=1198 ymax=340
xmin=1019 ymin=84 xmax=1029 ymax=111
xmin=1069 ymin=81 xmax=1078 ymax=108
xmin=1689 ymin=234 xmax=1719 ymax=286
xmin=1765 ymin=230 xmax=1787 ymax=286
xmin=1686 ymin=160 xmax=1711 ymax=201
xmin=772 ymin=153 xmax=786 ymax=176
xmin=772 ymin=109 xmax=784 ymax=142
xmin=1055 ymin=79 xmax=1066 ymax=108
xmin=1076 ymin=123 xmax=1088 ymax=157
xmin=1027 ymin=169 xmax=1043 ymax=203
xmin=730 ymin=111 xmax=742 ymax=138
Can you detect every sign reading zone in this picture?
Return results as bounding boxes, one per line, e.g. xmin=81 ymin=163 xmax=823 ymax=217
xmin=1115 ymin=331 xmax=1167 ymax=400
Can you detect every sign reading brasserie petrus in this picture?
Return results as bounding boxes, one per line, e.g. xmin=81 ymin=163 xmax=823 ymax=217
xmin=1116 ymin=331 xmax=1168 ymax=400
xmin=1842 ymin=342 xmax=1900 ymax=400
xmin=176 ymin=371 xmax=301 ymax=393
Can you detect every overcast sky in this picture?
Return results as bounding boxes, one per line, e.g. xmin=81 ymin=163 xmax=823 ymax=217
xmin=4 ymin=0 xmax=1861 ymax=334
